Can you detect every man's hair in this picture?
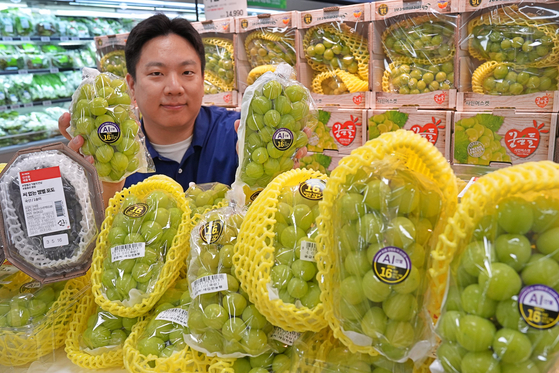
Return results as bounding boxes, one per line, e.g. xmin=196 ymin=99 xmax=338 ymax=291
xmin=125 ymin=13 xmax=205 ymax=80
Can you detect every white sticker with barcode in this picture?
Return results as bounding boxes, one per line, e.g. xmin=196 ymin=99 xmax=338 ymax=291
xmin=300 ymin=240 xmax=317 ymax=262
xmin=43 ymin=233 xmax=69 ymax=249
xmin=156 ymin=307 xmax=189 ymax=327
xmin=191 ymin=274 xmax=228 ymax=298
xmin=111 ymin=243 xmax=146 ymax=262
xmin=270 ymin=327 xmax=301 ymax=346
xmin=18 ymin=166 xmax=71 ymax=238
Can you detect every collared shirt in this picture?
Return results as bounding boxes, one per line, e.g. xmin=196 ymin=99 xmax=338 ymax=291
xmin=125 ymin=105 xmax=240 ymax=190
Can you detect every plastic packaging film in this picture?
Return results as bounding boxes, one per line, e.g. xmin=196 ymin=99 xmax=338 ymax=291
xmin=185 ymin=182 xmax=230 ymax=228
xmin=91 ymin=175 xmax=191 ymax=318
xmin=95 ymin=33 xmax=128 ymax=78
xmin=68 ymin=67 xmax=155 ymax=183
xmin=203 ymin=37 xmax=236 ymax=92
xmin=245 ymin=29 xmax=296 ymax=70
xmin=434 ymin=161 xmax=559 ymax=373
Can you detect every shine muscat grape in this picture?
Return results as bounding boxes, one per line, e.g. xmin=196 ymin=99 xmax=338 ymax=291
xmin=305 ymin=26 xmax=360 ymax=75
xmin=185 ymin=182 xmax=229 ymax=218
xmin=203 ymin=40 xmax=235 ymax=85
xmin=82 ymin=307 xmax=138 ymax=350
xmin=389 ymin=61 xmax=455 ymax=94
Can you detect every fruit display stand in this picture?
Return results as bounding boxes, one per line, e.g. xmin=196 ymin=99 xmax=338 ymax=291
xmin=297 ymin=4 xmax=371 ymax=109
xmin=192 ymin=18 xmax=238 ymax=108
xmin=369 ymin=0 xmax=458 ymax=110
xmin=307 ymin=107 xmax=366 ymax=155
xmin=235 ymin=12 xmax=299 ymax=94
xmin=455 ymin=0 xmax=559 ymax=112
xmin=366 ymin=108 xmax=452 ymax=161
xmin=452 ymin=109 xmax=557 ymax=168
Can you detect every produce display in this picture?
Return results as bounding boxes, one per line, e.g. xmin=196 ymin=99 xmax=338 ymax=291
xmin=203 ymin=38 xmax=235 ymax=90
xmin=186 ymin=206 xmax=273 ymax=357
xmin=244 ymin=30 xmax=296 ymax=68
xmin=234 ymin=64 xmax=314 ymax=191
xmin=82 ymin=306 xmax=137 ymax=351
xmin=68 ymin=69 xmax=154 ymax=182
xmin=437 ymin=191 xmax=559 ymax=373
xmin=185 ymin=182 xmax=229 ymax=219
xmin=383 ymin=61 xmax=455 ymax=94
xmin=232 ymin=342 xmax=296 ymax=373
xmin=0 ymin=107 xmax=66 ymax=147
xmin=368 ymin=111 xmax=409 ymax=140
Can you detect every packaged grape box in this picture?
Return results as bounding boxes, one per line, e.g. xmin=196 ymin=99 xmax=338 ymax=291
xmin=370 ymin=0 xmax=458 ymax=110
xmin=235 ymin=12 xmax=299 ymax=94
xmin=95 ymin=33 xmax=129 ymax=78
xmin=366 ymin=108 xmax=452 ymax=160
xmin=297 ymin=4 xmax=371 ymax=109
xmin=456 ymin=0 xmax=559 ymax=112
xmin=452 ymin=110 xmax=557 ymax=168
xmin=307 ymin=108 xmax=366 ymax=155
xmin=192 ymin=18 xmax=238 ymax=108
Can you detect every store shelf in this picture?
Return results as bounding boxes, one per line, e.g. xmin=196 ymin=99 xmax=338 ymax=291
xmin=0 ymin=36 xmax=94 ymax=42
xmin=0 ymin=97 xmax=72 ymax=111
xmin=0 ymin=66 xmax=90 ymax=76
xmin=0 ymin=135 xmax=67 ymax=162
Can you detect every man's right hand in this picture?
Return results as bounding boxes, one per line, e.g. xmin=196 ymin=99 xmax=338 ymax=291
xmin=58 ymin=112 xmax=94 ymax=164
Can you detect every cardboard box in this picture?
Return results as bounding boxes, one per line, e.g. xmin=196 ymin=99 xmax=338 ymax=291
xmin=456 ymin=0 xmax=559 ymax=112
xmin=452 ymin=110 xmax=557 ymax=167
xmin=309 ymin=108 xmax=366 ymax=155
xmin=366 ymin=108 xmax=452 ymax=161
xmin=235 ymin=12 xmax=299 ymax=94
xmin=202 ymin=91 xmax=238 ymax=108
xmin=370 ymin=0 xmax=459 ymax=109
xmin=297 ymin=4 xmax=371 ymax=108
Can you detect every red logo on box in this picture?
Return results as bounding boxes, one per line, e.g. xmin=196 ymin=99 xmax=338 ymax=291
xmin=353 ymin=93 xmax=364 ymax=105
xmin=223 ymin=93 xmax=231 ymax=103
xmin=535 ymin=93 xmax=550 ymax=108
xmin=505 ymin=120 xmax=548 ymax=158
xmin=410 ymin=117 xmax=444 ymax=145
xmin=332 ymin=115 xmax=360 ymax=146
xmin=434 ymin=92 xmax=447 ymax=105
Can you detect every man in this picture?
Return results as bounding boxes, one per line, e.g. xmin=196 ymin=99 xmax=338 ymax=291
xmin=58 ymin=14 xmax=239 ymax=204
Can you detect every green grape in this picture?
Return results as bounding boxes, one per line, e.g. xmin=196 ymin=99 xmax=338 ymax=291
xmin=241 ymin=329 xmax=268 ymax=355
xmin=340 ymin=276 xmax=366 ymax=305
xmin=382 ymin=293 xmax=417 ymax=322
xmin=532 ymin=195 xmax=559 ymax=233
xmin=461 ymin=351 xmax=500 ymax=373
xmin=241 ymin=305 xmax=267 ymax=329
xmin=95 ymin=145 xmax=114 ymax=163
xmin=461 ymin=284 xmax=497 ymax=318
xmin=498 ymin=197 xmax=533 ymax=234
xmin=536 ymin=227 xmax=559 ymax=261
xmin=345 ymin=251 xmax=371 ymax=277
xmin=521 ymin=254 xmax=559 ymax=287
xmin=393 ymin=266 xmax=420 ymax=295
xmin=262 ymin=81 xmax=282 ymax=100
xmin=287 ymin=277 xmax=308 ymax=298
xmin=438 ymin=310 xmax=464 ymax=342
xmin=501 ymin=360 xmax=540 ymax=373
xmin=362 ymin=270 xmax=392 ymax=303
xmin=496 ymin=299 xmax=527 ymax=331
xmin=438 ymin=341 xmax=467 ymax=373
xmin=456 ymin=315 xmax=496 ymax=352
xmin=495 ymin=234 xmax=532 ymax=271
xmin=492 ymin=328 xmax=532 ymax=364
xmin=386 ymin=217 xmax=416 ymax=249
xmin=360 ymin=307 xmax=388 ymax=339
xmin=461 ymin=240 xmax=495 ymax=277
xmin=385 ymin=320 xmax=414 ymax=348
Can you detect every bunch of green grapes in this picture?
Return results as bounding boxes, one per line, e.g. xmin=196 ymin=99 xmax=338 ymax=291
xmin=137 ymin=278 xmax=191 ymax=359
xmin=389 ymin=61 xmax=454 ymax=94
xmin=307 ymin=120 xmax=337 ymax=153
xmin=82 ymin=307 xmax=137 ymax=350
xmin=298 ymin=155 xmax=330 ymax=176
xmin=270 ymin=181 xmax=325 ymax=308
xmin=482 ymin=65 xmax=558 ymax=95
xmin=320 ymin=75 xmax=349 ymax=95
xmin=437 ymin=194 xmax=559 ymax=373
xmin=232 ymin=342 xmax=294 ymax=373
xmin=305 ymin=27 xmax=359 ymax=74
xmin=246 ymin=33 xmax=296 ymax=67
xmin=187 ymin=208 xmax=271 ymax=356
xmin=204 ymin=44 xmax=235 ymax=85
xmin=384 ymin=19 xmax=455 ymax=61
xmin=454 ymin=116 xmax=510 ymax=165
xmin=333 ymin=168 xmax=442 ymax=361
xmin=471 ymin=24 xmax=555 ymax=65
xmin=101 ymin=51 xmax=128 ymax=78
xmin=0 ymin=281 xmax=67 ymax=328
xmin=70 ymin=73 xmax=143 ymax=182
xmin=368 ymin=114 xmax=400 ymax=140
xmin=186 ymin=183 xmax=229 ymax=218
xmin=204 ymin=81 xmax=222 ymax=95
xmin=321 ymin=345 xmax=414 ymax=373
xmin=242 ymin=81 xmax=310 ymax=188
xmin=101 ymin=190 xmax=183 ymax=303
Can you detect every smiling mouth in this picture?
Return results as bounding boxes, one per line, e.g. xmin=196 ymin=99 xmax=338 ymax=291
xmin=161 ymin=103 xmax=186 ymax=109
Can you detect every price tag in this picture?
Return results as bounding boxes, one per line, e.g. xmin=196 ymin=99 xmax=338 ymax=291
xmin=60 ymin=36 xmax=69 ymax=41
xmin=50 ymin=68 xmax=59 ymax=73
xmin=2 ymin=37 xmax=12 ymax=41
xmin=43 ymin=233 xmax=69 ymax=249
xmin=40 ymin=36 xmax=50 ymax=42
xmin=203 ymin=0 xmax=246 ymax=20
xmin=191 ymin=274 xmax=228 ymax=298
xmin=111 ymin=243 xmax=146 ymax=262
xmin=23 ymin=103 xmax=33 ymax=108
xmin=10 ymin=104 xmax=20 ymax=109
xmin=21 ymin=37 xmax=30 ymax=41
xmin=270 ymin=327 xmax=301 ymax=346
xmin=18 ymin=69 xmax=28 ymax=75
xmin=43 ymin=100 xmax=52 ymax=106
xmin=156 ymin=308 xmax=189 ymax=327
xmin=71 ymin=36 xmax=80 ymax=41
xmin=0 ymin=106 xmax=7 ymax=111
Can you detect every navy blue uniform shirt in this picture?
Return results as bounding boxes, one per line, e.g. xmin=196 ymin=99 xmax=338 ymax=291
xmin=125 ymin=105 xmax=240 ymax=190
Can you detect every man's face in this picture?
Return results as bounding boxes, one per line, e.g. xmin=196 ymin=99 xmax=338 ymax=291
xmin=126 ymin=33 xmax=204 ymax=134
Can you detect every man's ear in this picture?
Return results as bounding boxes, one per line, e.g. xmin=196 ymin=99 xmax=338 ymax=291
xmin=126 ymin=73 xmax=136 ymax=102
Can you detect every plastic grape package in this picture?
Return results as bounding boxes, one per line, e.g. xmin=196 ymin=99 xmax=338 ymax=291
xmin=245 ymin=28 xmax=296 ymax=69
xmin=185 ymin=182 xmax=230 ymax=220
xmin=321 ymin=158 xmax=444 ymax=362
xmin=436 ymin=191 xmax=559 ymax=373
xmin=135 ymin=278 xmax=191 ymax=361
xmin=203 ymin=37 xmax=235 ymax=92
xmin=232 ymin=63 xmax=315 ymax=202
xmin=185 ymin=206 xmax=273 ymax=358
xmin=68 ymin=67 xmax=154 ymax=182
xmin=99 ymin=189 xmax=183 ymax=307
xmin=81 ymin=306 xmax=138 ymax=355
xmin=95 ymin=34 xmax=128 ymax=78
xmin=465 ymin=4 xmax=559 ymax=97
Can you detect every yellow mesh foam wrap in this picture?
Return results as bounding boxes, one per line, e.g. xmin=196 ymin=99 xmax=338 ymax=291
xmin=0 ymin=276 xmax=88 ymax=366
xmin=91 ymin=175 xmax=191 ymax=318
xmin=203 ymin=37 xmax=236 ymax=91
xmin=311 ymin=69 xmax=368 ymax=94
xmin=244 ymin=30 xmax=295 ymax=69
xmin=467 ymin=5 xmax=559 ymax=68
xmin=432 ymin=161 xmax=559 ymax=321
xmin=208 ymin=356 xmax=235 ymax=373
xmin=381 ymin=14 xmax=456 ymax=65
xmin=303 ymin=24 xmax=369 ymax=81
xmin=247 ymin=65 xmax=277 ymax=85
xmin=233 ymin=168 xmax=329 ymax=332
xmin=205 ymin=71 xmax=231 ymax=92
xmin=381 ymin=62 xmax=396 ymax=93
xmin=315 ymin=130 xmax=458 ymax=355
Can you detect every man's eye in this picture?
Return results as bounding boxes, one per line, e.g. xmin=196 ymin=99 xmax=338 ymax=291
xmin=150 ymin=72 xmax=162 ymax=76
xmin=184 ymin=71 xmax=194 ymax=75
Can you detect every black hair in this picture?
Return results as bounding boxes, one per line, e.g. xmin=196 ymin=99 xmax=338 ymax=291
xmin=125 ymin=13 xmax=205 ymax=80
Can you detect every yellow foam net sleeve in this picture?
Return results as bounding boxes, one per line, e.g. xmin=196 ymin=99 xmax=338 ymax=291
xmin=247 ymin=65 xmax=277 ymax=85
xmin=471 ymin=61 xmax=501 ymax=94
xmin=203 ymin=37 xmax=236 ymax=91
xmin=467 ymin=5 xmax=559 ymax=68
xmin=315 ymin=130 xmax=458 ymax=355
xmin=311 ymin=69 xmax=368 ymax=94
xmin=302 ymin=23 xmax=369 ymax=82
xmin=205 ymin=71 xmax=232 ymax=92
xmin=431 ymin=161 xmax=559 ymax=317
xmin=233 ymin=168 xmax=329 ymax=332
xmin=207 ymin=356 xmax=235 ymax=373
xmin=0 ymin=276 xmax=88 ymax=366
xmin=381 ymin=62 xmax=396 ymax=93
xmin=381 ymin=14 xmax=455 ymax=65
xmin=244 ymin=30 xmax=295 ymax=69
xmin=91 ymin=175 xmax=191 ymax=318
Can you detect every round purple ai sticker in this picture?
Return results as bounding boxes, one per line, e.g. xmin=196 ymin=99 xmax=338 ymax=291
xmin=372 ymin=246 xmax=412 ymax=285
xmin=518 ymin=285 xmax=559 ymax=330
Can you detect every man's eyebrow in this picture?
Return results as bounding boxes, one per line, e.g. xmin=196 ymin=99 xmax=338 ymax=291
xmin=179 ymin=59 xmax=198 ymax=66
xmin=144 ymin=60 xmax=197 ymax=68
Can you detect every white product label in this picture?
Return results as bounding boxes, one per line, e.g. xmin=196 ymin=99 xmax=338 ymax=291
xmin=111 ymin=243 xmax=146 ymax=262
xmin=21 ymin=18 xmax=29 ymax=29
xmin=156 ymin=307 xmax=189 ymax=327
xmin=300 ymin=240 xmax=317 ymax=262
xmin=191 ymin=273 xmax=228 ymax=298
xmin=43 ymin=233 xmax=69 ymax=249
xmin=203 ymin=0 xmax=246 ymax=20
xmin=270 ymin=327 xmax=301 ymax=346
xmin=18 ymin=167 xmax=71 ymax=238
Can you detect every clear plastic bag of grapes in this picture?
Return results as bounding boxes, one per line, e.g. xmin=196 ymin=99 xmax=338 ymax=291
xmin=435 ymin=188 xmax=559 ymax=373
xmin=186 ymin=206 xmax=274 ymax=358
xmin=99 ymin=189 xmax=184 ymax=308
xmin=230 ymin=333 xmax=300 ymax=373
xmin=203 ymin=37 xmax=235 ymax=91
xmin=231 ymin=63 xmax=315 ymax=204
xmin=245 ymin=28 xmax=296 ymax=69
xmin=383 ymin=61 xmax=455 ymax=95
xmin=68 ymin=67 xmax=154 ymax=183
xmin=95 ymin=33 xmax=128 ymax=78
xmin=185 ymin=182 xmax=230 ymax=221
